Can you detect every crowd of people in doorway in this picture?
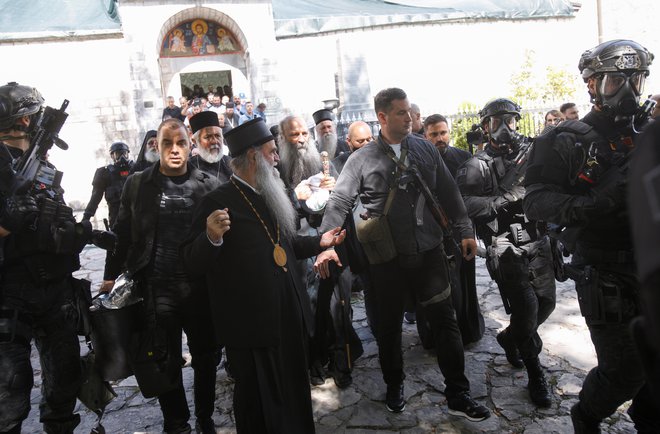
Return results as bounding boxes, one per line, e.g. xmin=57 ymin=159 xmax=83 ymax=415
xmin=4 ymin=38 xmax=660 ymax=434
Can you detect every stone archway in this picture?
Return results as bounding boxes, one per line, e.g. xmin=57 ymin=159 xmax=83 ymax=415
xmin=157 ymin=6 xmax=249 ymax=99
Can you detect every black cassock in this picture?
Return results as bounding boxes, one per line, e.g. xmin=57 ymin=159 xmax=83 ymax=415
xmin=182 ymin=178 xmax=321 ymax=434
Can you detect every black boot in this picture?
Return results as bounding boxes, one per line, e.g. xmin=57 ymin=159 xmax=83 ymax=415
xmin=523 ymin=357 xmax=552 ymax=408
xmin=496 ymin=329 xmax=523 ymax=368
xmin=570 ymin=402 xmax=601 ymax=433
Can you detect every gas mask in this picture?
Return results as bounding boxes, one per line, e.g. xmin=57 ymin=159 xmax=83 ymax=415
xmin=595 ymin=71 xmax=646 ymax=117
xmin=486 ymin=114 xmax=522 ymax=153
xmin=113 ymin=151 xmax=130 ymax=168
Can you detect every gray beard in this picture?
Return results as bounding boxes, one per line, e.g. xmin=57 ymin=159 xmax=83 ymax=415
xmin=144 ymin=148 xmax=160 ymax=163
xmin=198 ymin=145 xmax=223 ymax=163
xmin=278 ymin=139 xmax=322 ymax=186
xmin=254 ymin=152 xmax=297 ymax=241
xmin=317 ymin=132 xmax=337 ymax=157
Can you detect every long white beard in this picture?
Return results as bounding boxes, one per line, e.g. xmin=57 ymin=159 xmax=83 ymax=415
xmin=197 ymin=144 xmax=224 ymax=163
xmin=144 ymin=148 xmax=160 ymax=163
xmin=254 ymin=152 xmax=297 ymax=241
xmin=278 ymin=138 xmax=322 ymax=186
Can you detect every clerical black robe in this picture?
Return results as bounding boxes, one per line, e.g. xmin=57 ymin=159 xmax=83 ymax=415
xmin=182 ymin=178 xmax=320 ymax=433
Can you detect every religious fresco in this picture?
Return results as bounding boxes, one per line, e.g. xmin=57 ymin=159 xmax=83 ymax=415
xmin=161 ymin=18 xmax=239 ymax=57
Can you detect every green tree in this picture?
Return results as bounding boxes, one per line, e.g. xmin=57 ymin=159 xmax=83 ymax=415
xmin=450 ymin=102 xmax=480 ymax=152
xmin=510 ymin=50 xmax=540 ymax=104
xmin=541 ymin=65 xmax=578 ymax=104
xmin=509 ymin=50 xmax=577 ymax=106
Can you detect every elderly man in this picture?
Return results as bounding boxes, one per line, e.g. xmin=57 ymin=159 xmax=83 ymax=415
xmin=189 ymin=111 xmax=232 ymax=182
xmin=103 ymin=118 xmax=221 ymax=433
xmin=278 ymin=115 xmax=337 ymax=204
xmin=131 ymin=130 xmax=158 ymax=174
xmin=181 ymin=118 xmax=345 ymax=433
xmin=316 ymin=88 xmax=489 ymax=420
xmin=312 ymin=109 xmax=350 ymax=158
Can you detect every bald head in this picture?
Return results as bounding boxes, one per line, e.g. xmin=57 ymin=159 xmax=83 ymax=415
xmin=410 ymin=103 xmax=422 ymax=133
xmin=346 ymin=121 xmax=373 ymax=151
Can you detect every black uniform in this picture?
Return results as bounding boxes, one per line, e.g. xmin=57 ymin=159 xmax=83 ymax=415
xmin=105 ymin=162 xmax=221 ymax=433
xmin=524 ymin=110 xmax=660 ymax=430
xmin=83 ymin=160 xmax=134 ymax=227
xmin=0 ymin=143 xmax=85 ymax=434
xmin=457 ymin=142 xmax=556 ymax=362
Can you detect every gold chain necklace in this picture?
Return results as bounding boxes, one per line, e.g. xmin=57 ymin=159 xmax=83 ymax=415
xmin=230 ymin=177 xmax=288 ymax=271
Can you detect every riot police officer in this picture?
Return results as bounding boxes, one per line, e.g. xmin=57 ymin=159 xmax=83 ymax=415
xmin=456 ymin=98 xmax=556 ymax=408
xmin=0 ymin=82 xmax=85 ymax=433
xmin=523 ymin=40 xmax=660 ymax=432
xmin=83 ymin=141 xmax=134 ymax=227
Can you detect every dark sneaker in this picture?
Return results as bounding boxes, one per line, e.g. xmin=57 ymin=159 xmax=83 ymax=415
xmin=497 ymin=330 xmax=523 ymax=368
xmin=448 ymin=393 xmax=490 ymax=422
xmin=385 ymin=383 xmax=406 ymax=413
xmin=403 ymin=311 xmax=417 ymax=324
xmin=570 ymin=403 xmax=601 ymax=434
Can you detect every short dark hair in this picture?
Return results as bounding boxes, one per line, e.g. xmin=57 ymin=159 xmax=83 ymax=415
xmin=423 ymin=114 xmax=448 ymax=129
xmin=374 ymin=88 xmax=407 ymax=114
xmin=157 ymin=118 xmax=187 ymax=142
xmin=560 ymin=102 xmax=576 ymax=113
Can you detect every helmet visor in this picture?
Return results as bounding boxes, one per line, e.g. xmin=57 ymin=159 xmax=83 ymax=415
xmin=599 ymin=72 xmax=646 ymax=97
xmin=488 ymin=114 xmax=517 ymax=132
xmin=112 ymin=150 xmax=129 ymax=161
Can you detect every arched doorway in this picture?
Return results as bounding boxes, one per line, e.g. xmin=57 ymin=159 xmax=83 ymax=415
xmin=166 ymin=60 xmax=249 ymax=101
xmin=157 ymin=7 xmax=249 ymax=100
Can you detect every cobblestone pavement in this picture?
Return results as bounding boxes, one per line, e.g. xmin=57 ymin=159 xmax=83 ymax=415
xmin=21 ymin=246 xmax=636 ymax=433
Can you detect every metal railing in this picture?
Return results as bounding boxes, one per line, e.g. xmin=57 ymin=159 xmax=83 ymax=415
xmin=336 ymin=104 xmax=591 ymax=151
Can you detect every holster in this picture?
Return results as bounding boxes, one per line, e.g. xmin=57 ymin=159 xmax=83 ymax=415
xmin=485 ymin=245 xmax=510 ymax=314
xmin=575 ymin=267 xmax=637 ymax=325
xmin=487 ymin=241 xmax=529 ymax=315
xmin=575 ymin=266 xmax=599 ymax=321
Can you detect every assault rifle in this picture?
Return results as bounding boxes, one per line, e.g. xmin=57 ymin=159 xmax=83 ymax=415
xmin=12 ymin=100 xmax=70 ymax=198
xmin=404 ymin=165 xmax=462 ymax=257
xmin=497 ymin=138 xmax=532 ymax=193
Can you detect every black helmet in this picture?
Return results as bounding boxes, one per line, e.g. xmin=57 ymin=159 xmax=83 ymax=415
xmin=579 ymin=39 xmax=653 ymax=82
xmin=479 ymin=98 xmax=521 ymax=125
xmin=109 ymin=141 xmax=129 ymax=154
xmin=0 ymin=82 xmax=44 ymax=131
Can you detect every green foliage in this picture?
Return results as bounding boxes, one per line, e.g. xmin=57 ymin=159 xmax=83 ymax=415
xmin=450 ymin=102 xmax=480 ymax=151
xmin=541 ymin=66 xmax=578 ymax=104
xmin=510 ymin=50 xmax=540 ymax=104
xmin=509 ymin=50 xmax=577 ymax=106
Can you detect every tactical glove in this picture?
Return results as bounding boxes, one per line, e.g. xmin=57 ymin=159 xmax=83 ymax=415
xmin=0 ymin=194 xmax=39 ymax=233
